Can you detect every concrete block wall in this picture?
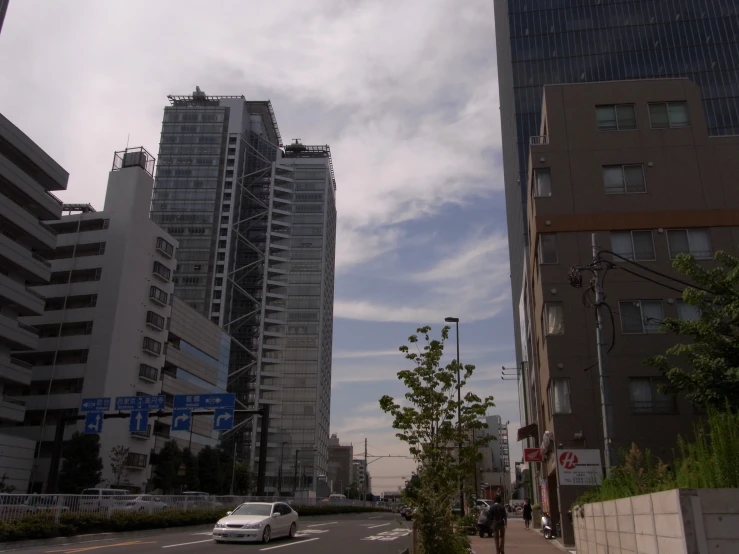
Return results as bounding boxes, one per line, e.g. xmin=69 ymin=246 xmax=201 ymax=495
xmin=574 ymin=488 xmax=739 ymax=554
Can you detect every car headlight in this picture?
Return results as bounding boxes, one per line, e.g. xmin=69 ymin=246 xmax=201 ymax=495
xmin=242 ymin=523 xmax=262 ymax=529
xmin=214 ymin=522 xmax=226 ymax=528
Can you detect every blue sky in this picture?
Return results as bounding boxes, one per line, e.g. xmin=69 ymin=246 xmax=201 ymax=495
xmin=0 ymin=0 xmax=522 ymax=493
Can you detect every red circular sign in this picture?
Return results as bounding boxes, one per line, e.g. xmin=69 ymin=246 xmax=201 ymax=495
xmin=559 ymin=451 xmax=578 ymax=470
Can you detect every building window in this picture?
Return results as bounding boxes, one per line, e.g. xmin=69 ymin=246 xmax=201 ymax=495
xmin=145 ymin=311 xmax=165 ymax=330
xmin=212 ymin=303 xmax=220 ymax=313
xmin=149 ymin=286 xmax=168 ymax=306
xmin=610 ymin=230 xmax=655 ymax=261
xmin=619 ymin=300 xmax=664 ymax=334
xmin=629 ymin=378 xmax=676 ymax=414
xmin=596 ymin=104 xmax=637 ymax=131
xmin=549 ymin=379 xmax=571 ymax=414
xmin=544 ymin=302 xmax=564 ymax=335
xmin=539 ymin=234 xmax=558 ymax=264
xmin=216 ymin=265 xmax=224 ymax=274
xmin=649 ymin=102 xmax=689 ymax=129
xmin=666 ymin=229 xmax=712 ymax=260
xmin=218 ymin=240 xmax=227 ymax=249
xmin=138 ymin=363 xmax=158 ymax=382
xmin=676 ymin=300 xmax=700 ymax=321
xmin=215 ymin=277 xmax=223 ymax=287
xmin=213 ymin=291 xmax=222 ymax=300
xmin=152 ymin=261 xmax=171 ymax=282
xmin=217 ymin=252 xmax=225 ymax=261
xmin=533 ymin=168 xmax=551 ymax=197
xmin=156 ymin=237 xmax=174 ymax=258
xmin=102 ymin=219 xmax=110 ymax=229
xmin=125 ymin=452 xmax=148 ymax=468
xmin=603 ymin=165 xmax=645 ymax=194
xmin=220 ymin=228 xmax=228 ymax=236
xmin=220 ymin=216 xmax=229 ymax=224
xmin=142 ymin=337 xmax=162 ymax=356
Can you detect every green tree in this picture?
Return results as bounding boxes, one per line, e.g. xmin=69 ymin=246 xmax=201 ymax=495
xmin=232 ymin=462 xmax=254 ymax=495
xmin=57 ymin=432 xmax=103 ymax=493
xmin=109 ymin=445 xmax=130 ymax=486
xmin=179 ymin=448 xmax=199 ymax=491
xmin=151 ymin=440 xmax=181 ymax=493
xmin=0 ymin=473 xmax=15 ymax=493
xmin=197 ymin=446 xmax=224 ymax=493
xmin=379 ymin=325 xmax=495 ymax=554
xmin=404 ymin=474 xmax=422 ymax=502
xmin=648 ymin=251 xmax=739 ymax=409
xmin=345 ymin=482 xmax=361 ymax=499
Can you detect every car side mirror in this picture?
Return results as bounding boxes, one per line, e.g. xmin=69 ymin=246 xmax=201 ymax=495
xmin=273 ymin=513 xmax=280 ymax=518
xmin=226 ymin=511 xmax=232 ymax=515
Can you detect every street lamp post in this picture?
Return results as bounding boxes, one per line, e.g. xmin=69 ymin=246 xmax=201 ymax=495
xmin=278 ymin=441 xmax=287 ymax=496
xmin=445 ymin=316 xmax=464 ymax=518
xmin=293 ymin=449 xmax=300 ymax=494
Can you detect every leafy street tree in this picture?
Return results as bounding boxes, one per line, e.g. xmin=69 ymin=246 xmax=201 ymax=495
xmin=380 ymin=325 xmax=496 ymax=554
xmin=232 ymin=462 xmax=254 ymax=495
xmin=179 ymin=448 xmax=199 ymax=491
xmin=109 ymin=445 xmax=130 ymax=486
xmin=197 ymin=446 xmax=224 ymax=493
xmin=58 ymin=432 xmax=103 ymax=493
xmin=648 ymin=252 xmax=739 ymax=409
xmin=404 ymin=473 xmax=422 ymax=502
xmin=0 ymin=473 xmax=15 ymax=493
xmin=345 ymin=482 xmax=361 ymax=499
xmin=151 ymin=440 xmax=181 ymax=493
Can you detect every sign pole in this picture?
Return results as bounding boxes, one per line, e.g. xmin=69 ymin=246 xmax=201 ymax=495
xmin=256 ymin=404 xmax=269 ymax=495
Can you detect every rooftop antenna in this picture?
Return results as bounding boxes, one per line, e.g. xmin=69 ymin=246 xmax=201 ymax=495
xmin=126 ymin=133 xmax=130 ymax=150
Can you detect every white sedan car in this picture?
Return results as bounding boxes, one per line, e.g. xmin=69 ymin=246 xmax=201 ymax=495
xmin=213 ymin=502 xmax=298 ymax=544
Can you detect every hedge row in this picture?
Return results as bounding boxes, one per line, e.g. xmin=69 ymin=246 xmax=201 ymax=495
xmin=0 ymin=506 xmax=388 ymax=543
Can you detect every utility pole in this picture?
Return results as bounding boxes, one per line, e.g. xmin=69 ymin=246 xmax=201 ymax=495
xmin=364 ymin=438 xmax=368 ymax=502
xmin=591 ymin=233 xmax=615 ymax=474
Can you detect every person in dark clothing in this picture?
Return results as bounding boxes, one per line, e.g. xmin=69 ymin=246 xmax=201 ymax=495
xmin=523 ymin=498 xmax=533 ymax=529
xmin=487 ymin=495 xmax=507 ymax=554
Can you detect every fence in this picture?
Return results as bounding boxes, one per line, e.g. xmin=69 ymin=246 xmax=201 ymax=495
xmin=0 ymin=493 xmax=383 ymax=524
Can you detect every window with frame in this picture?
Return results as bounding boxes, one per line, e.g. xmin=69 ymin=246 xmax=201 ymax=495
xmin=596 ymin=104 xmax=637 ymax=131
xmin=549 ymin=379 xmax=572 ymax=414
xmin=544 ymin=302 xmax=564 ymax=335
xmin=677 ymin=299 xmax=701 ymax=321
xmin=125 ymin=452 xmax=147 ymax=468
xmin=533 ymin=168 xmax=552 ymax=197
xmin=142 ymin=337 xmax=162 ymax=355
xmin=666 ymin=229 xmax=712 ymax=260
xmin=145 ymin=311 xmax=165 ymax=330
xmin=603 ymin=164 xmax=645 ymax=194
xmin=649 ymin=102 xmax=689 ymax=128
xmin=610 ymin=230 xmax=655 ymax=261
xmin=629 ymin=377 xmax=676 ymax=414
xmin=539 ymin=234 xmax=558 ymax=264
xmin=619 ymin=300 xmax=664 ymax=334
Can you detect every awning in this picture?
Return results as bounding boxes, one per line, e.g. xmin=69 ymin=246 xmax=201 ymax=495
xmin=517 ymin=423 xmax=538 ymax=442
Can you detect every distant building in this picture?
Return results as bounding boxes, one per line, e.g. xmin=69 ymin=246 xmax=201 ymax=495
xmin=0 ymin=111 xmax=68 ymax=492
xmin=352 ymin=459 xmax=370 ymax=494
xmin=5 ymin=148 xmax=230 ymax=492
xmin=327 ymin=433 xmax=353 ymax=494
xmin=475 ymin=416 xmax=510 ymax=501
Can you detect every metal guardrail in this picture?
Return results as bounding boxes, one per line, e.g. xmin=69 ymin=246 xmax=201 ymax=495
xmin=0 ymin=494 xmax=385 ymax=523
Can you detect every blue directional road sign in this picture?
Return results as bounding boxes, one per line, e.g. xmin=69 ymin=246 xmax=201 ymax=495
xmin=173 ymin=393 xmax=235 ymax=409
xmin=84 ymin=411 xmax=104 ymax=434
xmin=129 ymin=409 xmax=149 ymax=434
xmin=115 ymin=395 xmax=166 ymax=411
xmin=80 ymin=398 xmax=110 ymax=412
xmin=172 ymin=409 xmax=191 ymax=432
xmin=213 ymin=407 xmax=234 ymax=431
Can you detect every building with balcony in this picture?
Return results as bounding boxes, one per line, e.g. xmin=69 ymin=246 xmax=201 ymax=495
xmin=521 ymin=78 xmax=739 ymax=544
xmin=151 ymin=89 xmax=336 ymax=496
xmin=0 ymin=112 xmax=68 ymax=492
xmin=474 ymin=415 xmax=510 ymax=501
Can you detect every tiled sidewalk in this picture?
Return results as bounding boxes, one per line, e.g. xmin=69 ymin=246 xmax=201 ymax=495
xmin=469 ymin=519 xmax=570 ymax=553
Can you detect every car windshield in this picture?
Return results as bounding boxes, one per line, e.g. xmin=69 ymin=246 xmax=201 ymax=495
xmin=231 ymin=504 xmax=272 ymax=517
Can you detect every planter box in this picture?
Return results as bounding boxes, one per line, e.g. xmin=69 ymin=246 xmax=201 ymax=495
xmin=573 ymin=488 xmax=739 ymax=554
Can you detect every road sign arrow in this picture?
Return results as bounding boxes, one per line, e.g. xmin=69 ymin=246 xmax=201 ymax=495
xmin=82 ymin=401 xmax=95 ymax=409
xmin=135 ymin=412 xmax=143 ymax=430
xmin=175 ymin=413 xmax=189 ymax=425
xmin=216 ymin=412 xmax=232 ymax=425
xmin=87 ymin=414 xmax=100 ymax=432
xmin=206 ymin=397 xmax=222 ymax=405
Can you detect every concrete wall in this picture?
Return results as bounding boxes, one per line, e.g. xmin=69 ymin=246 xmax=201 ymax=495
xmin=574 ymin=488 xmax=739 ymax=554
xmin=0 ymin=433 xmax=34 ymax=492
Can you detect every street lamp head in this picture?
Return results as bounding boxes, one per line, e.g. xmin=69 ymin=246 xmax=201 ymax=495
xmin=444 ymin=317 xmax=459 ymax=323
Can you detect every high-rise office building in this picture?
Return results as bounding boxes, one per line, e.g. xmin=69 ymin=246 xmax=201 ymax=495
xmin=151 ymin=89 xmax=336 ymax=495
xmin=494 ymin=0 xmax=739 ymax=367
xmin=0 ymin=111 xmax=68 ymax=492
xmin=6 ymin=148 xmax=230 ymax=492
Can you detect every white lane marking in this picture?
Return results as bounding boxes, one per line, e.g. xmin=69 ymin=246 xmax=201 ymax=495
xmin=295 ymin=529 xmax=329 ymax=535
xmin=162 ymin=539 xmax=213 ymax=548
xmin=0 ymin=540 xmax=115 ymax=553
xmin=306 ymin=521 xmax=337 ymax=527
xmin=367 ymin=523 xmax=391 ymax=529
xmin=260 ymin=538 xmax=319 ymax=550
xmin=190 ymin=532 xmax=213 ymax=536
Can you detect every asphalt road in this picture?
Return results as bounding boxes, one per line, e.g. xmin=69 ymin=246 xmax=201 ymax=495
xmin=1 ymin=513 xmax=412 ymax=554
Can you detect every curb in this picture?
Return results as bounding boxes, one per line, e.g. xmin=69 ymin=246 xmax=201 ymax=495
xmin=0 ymin=524 xmax=214 ymax=551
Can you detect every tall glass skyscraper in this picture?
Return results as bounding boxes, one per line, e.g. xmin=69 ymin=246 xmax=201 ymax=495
xmin=494 ymin=0 xmax=739 ymax=364
xmin=151 ymin=89 xmax=336 ymax=495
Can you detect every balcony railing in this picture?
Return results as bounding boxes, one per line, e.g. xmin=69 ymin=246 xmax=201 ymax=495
xmin=45 ymin=191 xmax=64 ymax=205
xmin=31 ymin=252 xmax=52 ymax=268
xmin=9 ymin=357 xmax=33 ymax=370
xmin=631 ymin=400 xmax=676 ymax=414
xmin=17 ymin=321 xmax=39 ymax=335
xmin=131 ymin=425 xmax=152 ymax=439
xmin=530 ymin=135 xmax=549 ymax=145
xmin=138 ymin=363 xmax=159 ymax=382
xmin=1 ymin=396 xmax=26 ymax=407
xmin=25 ymin=287 xmax=46 ymax=300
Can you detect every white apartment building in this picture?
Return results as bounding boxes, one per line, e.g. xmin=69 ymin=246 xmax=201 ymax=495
xmin=0 ymin=112 xmax=68 ymax=492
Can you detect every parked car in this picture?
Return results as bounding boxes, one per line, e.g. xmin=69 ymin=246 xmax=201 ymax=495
xmin=25 ymin=495 xmax=70 ymax=515
xmin=79 ymin=489 xmax=128 ymax=511
xmin=212 ymin=502 xmax=298 ymax=544
xmin=120 ymin=495 xmax=168 ymax=512
xmin=0 ymin=494 xmax=35 ymax=518
xmin=178 ymin=492 xmax=223 ymax=509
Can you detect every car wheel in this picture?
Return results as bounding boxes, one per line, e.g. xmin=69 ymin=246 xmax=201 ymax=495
xmin=289 ymin=522 xmax=297 ymax=538
xmin=214 ymin=540 xmax=224 ymax=544
xmin=262 ymin=525 xmax=271 ymax=544
xmin=139 ymin=507 xmax=145 ymax=512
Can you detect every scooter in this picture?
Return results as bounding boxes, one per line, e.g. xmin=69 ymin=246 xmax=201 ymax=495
xmin=541 ymin=513 xmax=554 ymax=539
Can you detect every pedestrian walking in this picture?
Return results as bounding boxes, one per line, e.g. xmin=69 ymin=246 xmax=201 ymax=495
xmin=523 ymin=498 xmax=532 ymax=529
xmin=487 ymin=494 xmax=507 ymax=554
